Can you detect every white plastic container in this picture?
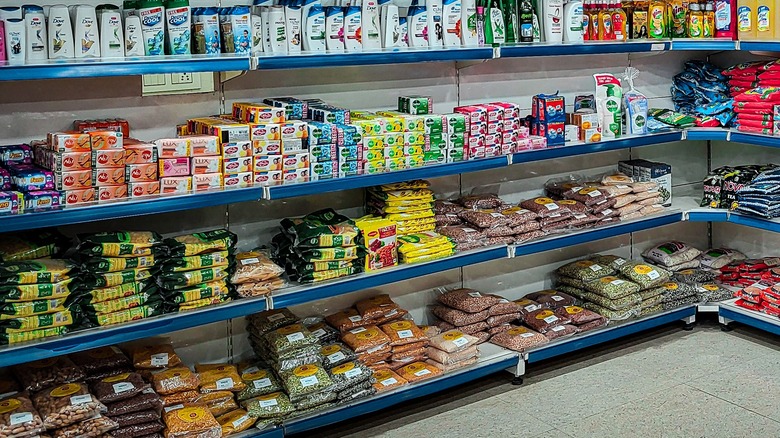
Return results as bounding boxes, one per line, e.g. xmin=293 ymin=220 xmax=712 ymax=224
xmin=399 ymin=15 xmax=409 ymax=46
xmin=23 ymin=5 xmax=47 ymax=61
xmin=261 ymin=6 xmax=273 ymax=53
xmin=325 ymin=6 xmax=345 ymax=52
xmin=165 ymin=0 xmax=191 ymax=55
xmin=4 ymin=18 xmax=25 ymax=65
xmin=460 ymin=0 xmax=478 ymax=45
xmin=563 ymin=0 xmax=583 ymax=42
xmin=427 ymin=0 xmax=444 ymax=46
xmin=99 ymin=6 xmax=125 ymax=58
xmin=362 ymin=0 xmax=381 ymax=49
xmin=408 ymin=5 xmax=428 ymax=46
xmin=344 ymin=5 xmax=362 ymax=51
xmin=380 ymin=3 xmax=400 ymax=47
xmin=138 ymin=0 xmax=165 ymax=55
xmin=251 ymin=6 xmax=264 ymax=54
xmin=72 ymin=5 xmax=101 ymax=58
xmin=48 ymin=5 xmax=74 ymax=59
xmin=268 ymin=6 xmax=287 ymax=53
xmin=542 ymin=0 xmax=563 ymax=43
xmin=0 ymin=7 xmax=22 ymax=21
xmin=124 ymin=14 xmax=144 ymax=55
xmin=442 ymin=0 xmax=462 ymax=47
xmin=231 ymin=6 xmax=252 ymax=54
xmin=303 ymin=3 xmax=326 ymax=51
xmin=285 ymin=5 xmax=303 ymax=53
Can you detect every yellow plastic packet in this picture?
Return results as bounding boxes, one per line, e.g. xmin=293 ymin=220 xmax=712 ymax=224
xmin=197 ymin=364 xmax=246 ymax=393
xmin=177 ymin=294 xmax=231 ymax=312
xmin=0 ymin=298 xmax=67 ymax=319
xmin=217 ymin=409 xmax=256 ymax=436
xmin=398 ymin=232 xmax=452 ymax=253
xmin=385 ymin=210 xmax=434 ymax=221
xmin=0 ymin=279 xmax=74 ymax=302
xmin=1 ymin=309 xmax=73 ymax=332
xmin=369 ymin=188 xmax=434 ymax=202
xmin=376 ymin=180 xmax=430 ymax=191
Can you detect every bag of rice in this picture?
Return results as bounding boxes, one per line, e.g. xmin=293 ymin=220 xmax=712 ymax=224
xmin=698 ymin=248 xmax=746 ymax=270
xmin=341 ymin=325 xmax=391 ymax=353
xmin=642 ymin=242 xmax=701 ymax=267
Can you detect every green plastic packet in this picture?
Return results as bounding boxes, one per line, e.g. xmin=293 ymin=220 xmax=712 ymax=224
xmin=78 ymin=231 xmax=165 ymax=258
xmin=164 ymin=229 xmax=237 ymax=258
xmin=158 ymin=251 xmax=231 ymax=273
xmin=76 ymin=291 xmax=163 ymax=315
xmin=158 ymin=265 xmax=232 ymax=290
xmin=0 ymin=259 xmax=76 ymax=285
xmin=0 ymin=298 xmax=67 ymax=319
xmin=0 ymin=278 xmax=75 ymax=302
xmin=80 ymin=255 xmax=157 ymax=273
xmin=0 ymin=309 xmax=74 ymax=332
xmin=0 ymin=326 xmax=68 ymax=345
xmin=80 ymin=269 xmax=153 ymax=288
xmin=160 ymin=280 xmax=232 ymax=304
xmin=70 ymin=278 xmax=157 ymax=304
xmin=280 ymin=209 xmax=359 ymax=248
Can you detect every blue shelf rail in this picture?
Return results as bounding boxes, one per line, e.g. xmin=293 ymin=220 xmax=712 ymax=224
xmin=500 ymin=40 xmax=669 ymax=58
xmin=0 ymin=295 xmax=269 ymax=368
xmin=719 ymin=301 xmax=780 ymax=337
xmin=739 ymin=41 xmax=780 ymax=53
xmin=0 ymin=54 xmax=251 ymax=81
xmin=254 ymin=47 xmax=495 ymax=69
xmin=670 ymin=39 xmax=737 ymax=51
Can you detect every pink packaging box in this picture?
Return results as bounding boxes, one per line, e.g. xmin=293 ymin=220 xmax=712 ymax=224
xmin=161 ymin=176 xmax=192 ymax=194
xmin=454 ymin=106 xmax=487 ymax=124
xmin=191 ymin=156 xmax=223 ymax=175
xmin=193 ymin=173 xmax=223 ymax=191
xmin=159 ymin=157 xmax=191 ymax=177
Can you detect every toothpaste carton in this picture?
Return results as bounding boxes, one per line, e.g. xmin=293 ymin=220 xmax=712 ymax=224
xmin=92 ymin=149 xmax=126 ymax=168
xmin=98 ymin=185 xmax=128 ymax=201
xmin=253 ymin=156 xmax=284 ymax=172
xmin=224 ymin=172 xmax=252 ymax=188
xmin=223 ymin=156 xmax=253 ymax=174
xmin=532 ymin=93 xmax=566 ymax=123
xmin=55 ymin=169 xmax=92 ymax=190
xmin=161 ymin=176 xmax=192 ymax=194
xmin=182 ymin=135 xmax=221 ymax=156
xmin=250 ymin=124 xmax=281 ymax=141
xmin=93 ymin=167 xmax=126 ymax=187
xmin=128 ymin=181 xmax=160 ymax=197
xmin=194 ymin=173 xmax=224 ymax=191
xmin=159 ymin=158 xmax=191 ymax=177
xmin=253 ymin=171 xmax=283 ymax=185
xmin=192 ymin=156 xmax=223 ymax=175
xmin=63 ymin=188 xmax=96 ymax=205
xmin=155 ymin=138 xmax=191 ymax=158
xmin=126 ymin=163 xmax=158 ymax=183
xmin=223 ymin=141 xmax=254 ymax=159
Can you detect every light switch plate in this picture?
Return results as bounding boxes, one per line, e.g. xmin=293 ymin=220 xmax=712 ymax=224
xmin=142 ymin=72 xmax=215 ymax=96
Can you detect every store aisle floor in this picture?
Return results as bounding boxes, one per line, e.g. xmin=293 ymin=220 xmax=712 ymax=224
xmin=319 ymin=320 xmax=780 ymax=438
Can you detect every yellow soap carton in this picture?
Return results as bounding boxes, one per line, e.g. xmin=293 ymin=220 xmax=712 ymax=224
xmin=385 ymin=157 xmax=406 ymax=172
xmin=353 ymin=119 xmax=383 ymax=137
xmin=364 ymin=160 xmax=386 ymax=174
xmin=384 ymin=133 xmax=404 ymax=147
xmin=363 ymin=136 xmax=385 ymax=150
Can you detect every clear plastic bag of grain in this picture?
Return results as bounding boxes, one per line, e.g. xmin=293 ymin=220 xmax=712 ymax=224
xmin=371 ymin=370 xmax=407 ymax=393
xmin=33 ymin=383 xmax=105 ymax=429
xmin=247 ymin=308 xmax=299 ymax=336
xmin=431 ymin=305 xmax=489 ymax=327
xmin=279 ymin=364 xmax=333 ymax=401
xmin=583 ymin=276 xmax=641 ymax=299
xmin=162 ymin=404 xmax=220 ymax=438
xmin=618 ymin=262 xmax=671 ymax=289
xmin=397 ymin=362 xmax=441 ymax=383
xmin=437 ymin=288 xmax=501 ymax=313
xmin=556 ymin=259 xmax=615 ymax=281
xmin=150 ymin=367 xmax=199 ymax=395
xmin=428 ymin=330 xmax=478 ymax=353
xmin=13 ymin=357 xmax=86 ymax=393
xmin=0 ymin=392 xmax=45 ymax=438
xmin=69 ymin=346 xmax=131 ymax=376
xmin=243 ymin=392 xmax=294 ymax=419
xmin=490 ymin=326 xmax=548 ymax=352
xmin=524 ymin=309 xmax=571 ymax=333
xmin=236 ymin=366 xmax=282 ymax=402
xmin=524 ymin=290 xmax=577 ymax=309
xmin=544 ymin=324 xmax=578 ymax=341
xmin=51 ymin=415 xmax=118 ymax=438
xmin=328 ymin=361 xmax=374 ymax=392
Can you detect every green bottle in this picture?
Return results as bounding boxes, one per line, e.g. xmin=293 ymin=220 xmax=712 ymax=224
xmin=504 ymin=0 xmax=518 ymax=43
xmin=486 ymin=0 xmax=506 ymax=44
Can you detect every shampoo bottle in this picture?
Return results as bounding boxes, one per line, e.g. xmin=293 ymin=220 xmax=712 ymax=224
xmin=461 ymin=0 xmax=479 ymax=45
xmin=532 ymin=7 xmax=541 ymax=41
xmin=399 ymin=15 xmax=409 ymax=46
xmin=124 ymin=14 xmax=144 ymax=55
xmin=543 ymin=0 xmax=563 ymax=43
xmin=519 ymin=0 xmax=533 ymax=42
xmin=563 ymin=0 xmax=583 ymax=42
xmin=250 ymin=4 xmax=264 ymax=54
xmin=477 ymin=5 xmax=486 ymax=44
xmin=380 ymin=2 xmax=401 ymax=47
xmin=0 ymin=8 xmax=22 ymax=22
xmin=231 ymin=6 xmax=252 ymax=54
xmin=261 ymin=6 xmax=273 ymax=53
xmin=443 ymin=0 xmax=462 ymax=47
xmin=123 ymin=1 xmax=138 ymax=18
xmin=486 ymin=0 xmax=506 ymax=44
xmin=98 ymin=5 xmax=125 ymax=58
xmin=4 ymin=18 xmax=25 ymax=65
xmin=427 ymin=0 xmax=445 ymax=46
xmin=23 ymin=5 xmax=47 ymax=61
xmin=285 ymin=4 xmax=303 ymax=53
xmin=138 ymin=0 xmax=165 ymax=55
xmin=72 ymin=5 xmax=101 ymax=58
xmin=201 ymin=7 xmax=221 ymax=54
xmin=268 ymin=6 xmax=288 ymax=53
xmin=325 ymin=6 xmax=345 ymax=51
xmin=48 ymin=5 xmax=74 ymax=59
xmin=303 ymin=2 xmax=326 ymax=51
xmin=505 ymin=0 xmax=518 ymax=43
xmin=362 ymin=0 xmax=382 ymax=48
xmin=344 ymin=4 xmax=362 ymax=51
xmin=408 ymin=4 xmax=429 ymax=46
xmin=165 ymin=0 xmax=191 ymax=55
xmin=0 ymin=21 xmax=6 ymax=62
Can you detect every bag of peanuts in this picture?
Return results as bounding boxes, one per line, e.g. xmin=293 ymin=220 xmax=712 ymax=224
xmin=33 ymin=383 xmax=106 ymax=429
xmin=0 ymin=392 xmax=45 ymax=438
xmin=13 ymin=357 xmax=85 ymax=393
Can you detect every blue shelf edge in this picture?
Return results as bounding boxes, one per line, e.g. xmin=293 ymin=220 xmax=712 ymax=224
xmin=739 ymin=41 xmax=780 ymax=52
xmin=267 ymin=156 xmax=508 ymax=199
xmin=282 ymin=351 xmax=518 ymax=434
xmin=254 ymin=47 xmax=495 ymax=69
xmin=245 ymin=428 xmax=284 ymax=438
xmin=0 ymin=295 xmax=268 ymax=368
xmin=726 ymin=212 xmax=780 ymax=233
xmin=500 ymin=41 xmax=669 ymax=58
xmin=719 ymin=306 xmax=780 ymax=337
xmin=671 ymin=39 xmax=737 ymax=51
xmin=272 ymin=245 xmax=510 ymax=308
xmin=0 ymin=55 xmax=251 ymax=81
xmin=730 ymin=132 xmax=780 ymax=148
xmin=526 ymin=305 xmax=697 ymax=363
xmin=686 ymin=129 xmax=729 ymax=141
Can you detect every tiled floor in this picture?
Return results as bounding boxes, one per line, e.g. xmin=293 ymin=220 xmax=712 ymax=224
xmin=317 ymin=320 xmax=780 ymax=438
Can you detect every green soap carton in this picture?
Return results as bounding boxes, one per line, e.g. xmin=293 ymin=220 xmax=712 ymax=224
xmin=385 ymin=133 xmax=404 ymax=147
xmin=445 ymin=114 xmax=467 ymax=133
xmin=398 ymin=95 xmax=433 ymax=115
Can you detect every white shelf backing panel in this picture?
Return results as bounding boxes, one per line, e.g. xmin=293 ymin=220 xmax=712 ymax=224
xmin=710 ymin=140 xmax=780 ymax=170
xmin=632 ymin=140 xmax=709 ymax=187
xmin=711 ymin=222 xmax=780 ymax=258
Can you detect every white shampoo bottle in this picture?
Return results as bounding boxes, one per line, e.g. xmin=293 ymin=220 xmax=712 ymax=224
xmin=442 ymin=0 xmax=462 ymax=46
xmin=23 ymin=5 xmax=47 ymax=61
xmin=48 ymin=5 xmax=74 ymax=59
xmin=380 ymin=3 xmax=400 ymax=47
xmin=99 ymin=6 xmax=125 ymax=57
xmin=460 ymin=0 xmax=478 ymax=45
xmin=303 ymin=3 xmax=326 ymax=51
xmin=325 ymin=6 xmax=345 ymax=52
xmin=72 ymin=5 xmax=101 ymax=58
xmin=426 ymin=0 xmax=444 ymax=46
xmin=362 ymin=0 xmax=381 ymax=49
xmin=344 ymin=4 xmax=362 ymax=51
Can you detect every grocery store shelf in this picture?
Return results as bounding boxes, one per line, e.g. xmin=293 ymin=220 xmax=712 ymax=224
xmin=739 ymin=41 xmax=780 ymax=53
xmin=525 ymin=305 xmax=697 ymax=363
xmin=0 ymin=295 xmax=269 ymax=368
xmin=685 ymin=128 xmax=729 ymax=141
xmin=510 ymin=131 xmax=684 ymax=165
xmin=0 ymin=54 xmax=250 ymax=81
xmin=686 ymin=208 xmax=780 ymax=233
xmin=719 ymin=298 xmax=780 ymax=336
xmin=500 ymin=40 xmax=669 ymax=58
xmin=730 ymin=132 xmax=780 ymax=148
xmin=0 ymin=186 xmax=265 ymax=233
xmin=669 ymin=39 xmax=737 ymax=51
xmin=253 ymin=47 xmax=495 ymax=69
xmin=697 ymin=303 xmax=720 ymax=313
xmin=283 ymin=343 xmax=517 ymax=434
xmin=242 ymin=427 xmax=284 ymax=438
xmin=266 ymin=156 xmax=508 ymax=199
xmin=272 ymin=245 xmax=511 ymax=308
xmin=511 ymin=210 xmax=684 ymax=258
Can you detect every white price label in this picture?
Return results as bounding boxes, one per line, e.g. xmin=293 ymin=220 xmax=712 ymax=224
xmin=647 ymin=270 xmax=660 ymax=280
xmin=616 ymin=185 xmax=630 ymax=189
xmin=544 ymin=203 xmax=559 ymax=211
xmin=498 ymin=299 xmax=509 ymax=303
xmin=397 ymin=329 xmax=414 ymax=339
xmin=164 ymin=404 xmax=184 ymax=413
xmin=142 ymin=387 xmax=156 ymax=394
xmin=587 ymin=190 xmax=602 ymax=198
xmin=240 ymin=257 xmax=260 ymax=266
xmin=413 ymin=369 xmax=432 ymax=377
xmin=300 ymin=376 xmax=319 ymax=387
xmin=463 ymin=228 xmax=478 ymax=233
xmin=243 ymin=366 xmax=259 ymax=374
xmin=611 ymin=279 xmax=625 ymax=285
xmin=311 ymin=328 xmax=326 ymax=338
xmin=452 ymin=336 xmax=469 ymax=348
xmin=112 ymin=382 xmax=134 ymax=394
xmin=614 ymin=258 xmax=627 ymax=266
xmin=259 ymin=399 xmax=278 ymax=408
xmin=601 ymin=209 xmax=614 ymax=216
xmin=589 ymin=264 xmax=603 ymax=272
xmin=150 ymin=353 xmax=169 ymax=367
xmin=520 ymin=333 xmax=535 ymax=338
xmin=253 ymin=378 xmax=272 ymax=389
xmin=70 ymin=395 xmax=92 ymax=406
xmin=9 ymin=412 xmax=33 ymax=425
xmin=573 ymin=213 xmax=587 ymax=219
xmin=267 ymin=313 xmax=285 ymax=322
xmin=467 ymin=292 xmax=482 ymax=297
xmin=543 ymin=315 xmax=559 ymax=324
xmin=216 ymin=378 xmax=234 ymax=390
xmin=344 ymin=368 xmax=363 ymax=378
xmin=380 ymin=378 xmax=398 ymax=386
xmin=552 ymin=325 xmax=565 ymax=332
xmin=286 ymin=332 xmax=305 ymax=342
xmin=490 ymin=213 xmax=504 ymax=218
xmin=766 ymin=258 xmax=780 ymax=266
xmin=524 ymin=304 xmax=539 ymax=312
xmin=232 ymin=415 xmax=251 ymax=429
xmin=551 ymin=295 xmax=564 ymax=302
xmin=349 ymin=327 xmax=366 ymax=334
xmin=327 ymin=352 xmax=346 ymax=362
xmin=348 ymin=315 xmax=363 ymax=322
xmin=385 ymin=309 xmax=399 ymax=317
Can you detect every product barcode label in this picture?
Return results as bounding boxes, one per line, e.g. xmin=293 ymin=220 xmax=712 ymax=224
xmin=616 ymin=185 xmax=630 ymax=189
xmin=452 ymin=336 xmax=469 ymax=347
xmin=544 ymin=203 xmax=559 ymax=211
xmin=414 ymin=369 xmax=432 ymax=377
xmin=344 ymin=368 xmax=363 ymax=378
xmin=499 ymin=299 xmax=509 ymax=303
xmin=142 ymin=387 xmax=156 ymax=394
xmin=327 ymin=352 xmax=346 ymax=362
xmin=587 ymin=190 xmax=602 ymax=198
xmin=551 ymin=295 xmax=564 ymax=301
xmin=524 ymin=304 xmax=539 ymax=312
xmin=552 ymin=326 xmax=565 ymax=332
xmin=397 ymin=329 xmax=414 ymax=339
xmin=267 ymin=313 xmax=285 ymax=322
xmin=259 ymin=399 xmax=278 ymax=408
xmin=381 ymin=378 xmax=398 ymax=386
xmin=150 ymin=353 xmax=169 ymax=367
xmin=216 ymin=377 xmax=234 ymax=390
xmin=348 ymin=315 xmax=363 ymax=322
xmin=601 ymin=209 xmax=613 ymax=216
xmin=9 ymin=412 xmax=33 ymax=425
xmin=614 ymin=258 xmax=626 ymax=266
xmin=574 ymin=213 xmax=587 ymax=219
xmin=286 ymin=332 xmax=305 ymax=342
xmin=240 ymin=257 xmax=260 ymax=266
xmin=349 ymin=327 xmax=366 ymax=334
xmin=520 ymin=333 xmax=534 ymax=338
xmin=490 ymin=213 xmax=504 ymax=218
xmin=647 ymin=270 xmax=660 ymax=280
xmin=543 ymin=315 xmax=559 ymax=324
xmin=113 ymin=382 xmax=134 ymax=394
xmin=253 ymin=378 xmax=272 ymax=389
xmin=164 ymin=404 xmax=184 ymax=413
xmin=243 ymin=366 xmax=259 ymax=374
xmin=70 ymin=395 xmax=92 ymax=406
xmin=463 ymin=228 xmax=478 ymax=233
xmin=300 ymin=376 xmax=319 ymax=387
xmin=232 ymin=415 xmax=251 ymax=429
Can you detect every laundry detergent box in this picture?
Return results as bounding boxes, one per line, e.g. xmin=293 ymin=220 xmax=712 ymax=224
xmin=535 ymin=121 xmax=566 ymax=146
xmin=532 ymin=93 xmax=566 ymax=123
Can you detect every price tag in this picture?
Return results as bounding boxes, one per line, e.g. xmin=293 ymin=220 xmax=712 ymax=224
xmin=551 ymin=295 xmax=564 ymax=301
xmin=267 ymin=313 xmax=285 ymax=322
xmin=112 ymin=382 xmax=134 ymax=394
xmin=544 ymin=203 xmax=559 ymax=211
xmin=344 ymin=368 xmax=362 ymax=378
xmin=349 ymin=327 xmax=366 ymax=334
xmin=348 ymin=316 xmax=363 ymax=323
xmin=589 ymin=264 xmax=603 ymax=272
xmin=397 ymin=330 xmax=414 ymax=339
xmin=647 ymin=270 xmax=660 ymax=280
xmin=243 ymin=366 xmax=259 ymax=374
xmin=543 ymin=315 xmax=559 ymax=324
xmin=9 ymin=413 xmax=32 ymax=425
xmin=520 ymin=333 xmax=534 ymax=338
xmin=413 ymin=369 xmax=431 ymax=377
xmin=300 ymin=376 xmax=319 ymax=387
xmin=552 ymin=326 xmax=565 ymax=332
xmin=240 ymin=257 xmax=260 ymax=266
xmin=467 ymin=292 xmax=482 ymax=297
xmin=311 ymin=328 xmax=326 ymax=338
xmin=232 ymin=415 xmax=251 ymax=429
xmin=70 ymin=395 xmax=92 ymax=406
xmin=164 ymin=404 xmax=183 ymax=413
xmin=385 ymin=309 xmax=398 ymax=317
xmin=150 ymin=353 xmax=169 ymax=367
xmin=524 ymin=304 xmax=539 ymax=312
xmin=286 ymin=332 xmax=305 ymax=342
xmin=452 ymin=336 xmax=469 ymax=348
xmin=327 ymin=352 xmax=346 ymax=362
xmin=259 ymin=399 xmax=278 ymax=408
xmin=380 ymin=378 xmax=398 ymax=386
xmin=253 ymin=378 xmax=272 ymax=389
xmin=216 ymin=378 xmax=234 ymax=390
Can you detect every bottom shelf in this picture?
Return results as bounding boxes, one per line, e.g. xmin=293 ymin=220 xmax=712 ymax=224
xmin=524 ymin=305 xmax=698 ymax=364
xmin=281 ymin=343 xmax=518 ymax=435
xmin=719 ymin=299 xmax=780 ymax=336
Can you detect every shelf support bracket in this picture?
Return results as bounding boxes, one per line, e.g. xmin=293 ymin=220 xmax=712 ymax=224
xmin=219 ymin=70 xmax=247 ymax=83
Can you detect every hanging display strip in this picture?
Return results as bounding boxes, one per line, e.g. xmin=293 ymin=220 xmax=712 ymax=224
xmin=524 ymin=305 xmax=697 ymax=364
xmin=719 ymin=298 xmax=780 ymax=337
xmin=281 ymin=343 xmax=517 ymax=435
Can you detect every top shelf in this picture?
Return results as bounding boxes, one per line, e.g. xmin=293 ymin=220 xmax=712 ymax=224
xmin=5 ymin=39 xmax=780 ymax=81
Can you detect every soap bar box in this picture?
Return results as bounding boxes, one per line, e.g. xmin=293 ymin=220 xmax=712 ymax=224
xmin=619 ymin=159 xmax=673 ymax=207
